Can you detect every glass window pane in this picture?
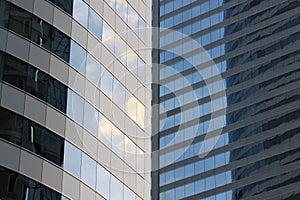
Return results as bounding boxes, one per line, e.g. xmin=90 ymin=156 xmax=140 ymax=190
xmin=185 ymin=182 xmax=195 ymax=197
xmin=88 ymin=8 xmax=103 ymax=41
xmin=73 ymin=0 xmax=89 ymax=28
xmin=114 ymin=35 xmax=127 ymax=59
xmin=50 ymin=28 xmax=71 ymax=63
xmin=124 ymin=186 xmax=135 ymax=200
xmin=124 ymin=136 xmax=136 ymax=169
xmin=70 ymin=40 xmax=86 ymax=75
xmin=127 ymin=5 xmax=138 ymax=30
xmin=63 ymin=141 xmax=81 ymax=178
xmin=100 ymin=69 xmax=114 ymax=98
xmin=138 ymin=16 xmax=146 ymax=42
xmin=84 ymin=101 xmax=99 ymax=136
xmin=102 ymin=22 xmax=115 ymax=51
xmin=96 ymin=164 xmax=110 ymax=198
xmin=205 ymin=156 xmax=215 ymax=171
xmin=35 ymin=127 xmax=64 ymax=166
xmin=116 ymin=0 xmax=128 ymax=22
xmin=113 ymin=80 xmax=126 ymax=110
xmin=184 ymin=163 xmax=195 ymax=178
xmin=86 ymin=54 xmax=101 ymax=86
xmin=81 ymin=152 xmax=97 ymax=189
xmin=111 ymin=126 xmax=124 ymax=158
xmin=205 ymin=176 xmax=216 ymax=190
xmin=110 ymin=176 xmax=124 ymax=200
xmin=106 ymin=0 xmax=116 ymax=9
xmin=67 ymin=89 xmax=84 ymax=125
xmin=98 ymin=117 xmax=112 ymax=148
xmin=49 ymin=0 xmax=73 ymax=14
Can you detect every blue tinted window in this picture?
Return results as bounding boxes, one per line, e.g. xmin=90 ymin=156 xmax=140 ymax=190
xmin=216 ymin=172 xmax=226 ymax=187
xmin=195 ymin=160 xmax=204 ymax=174
xmin=116 ymin=0 xmax=128 ymax=22
xmin=201 ymin=17 xmax=210 ymax=30
xmin=86 ymin=54 xmax=101 ymax=86
xmin=175 ymin=186 xmax=184 ymax=199
xmin=185 ymin=182 xmax=195 ymax=197
xmin=185 ymin=163 xmax=195 ymax=178
xmin=111 ymin=127 xmax=124 ymax=158
xmin=84 ymin=101 xmax=99 ymax=136
xmin=195 ymin=180 xmax=205 ymax=193
xmin=110 ymin=176 xmax=124 ymax=200
xmin=73 ymin=0 xmax=89 ymax=28
xmin=67 ymin=89 xmax=84 ymax=125
xmin=205 ymin=156 xmax=215 ymax=171
xmin=201 ymin=1 xmax=210 ymax=14
xmin=101 ymin=69 xmax=114 ymax=98
xmin=127 ymin=5 xmax=138 ymax=30
xmin=210 ymin=0 xmax=219 ymax=10
xmin=96 ymin=164 xmax=110 ymax=198
xmin=64 ymin=141 xmax=81 ymax=178
xmin=124 ymin=187 xmax=135 ymax=200
xmin=81 ymin=153 xmax=97 ymax=189
xmin=70 ymin=40 xmax=86 ymax=75
xmin=88 ymin=8 xmax=103 ymax=41
xmin=113 ymin=81 xmax=126 ymax=109
xmin=206 ymin=176 xmax=216 ymax=190
xmin=175 ymin=167 xmax=184 ymax=181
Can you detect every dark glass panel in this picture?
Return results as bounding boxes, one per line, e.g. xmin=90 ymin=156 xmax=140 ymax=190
xmin=0 ymin=107 xmax=65 ymax=166
xmin=0 ymin=165 xmax=68 ymax=200
xmin=48 ymin=0 xmax=73 ymax=15
xmin=0 ymin=1 xmax=71 ymax=62
xmin=1 ymin=52 xmax=67 ymax=113
xmin=0 ymin=107 xmax=24 ymax=145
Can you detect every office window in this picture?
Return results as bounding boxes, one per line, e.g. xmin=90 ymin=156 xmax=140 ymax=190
xmin=206 ymin=176 xmax=216 ymax=190
xmin=102 ymin=21 xmax=115 ymax=52
xmin=86 ymin=54 xmax=101 ymax=86
xmin=116 ymin=0 xmax=128 ymax=22
xmin=81 ymin=152 xmax=97 ymax=189
xmin=124 ymin=187 xmax=135 ymax=200
xmin=73 ymin=0 xmax=89 ymax=28
xmin=185 ymin=182 xmax=195 ymax=197
xmin=96 ymin=164 xmax=110 ymax=198
xmin=67 ymin=89 xmax=84 ymax=125
xmin=49 ymin=0 xmax=73 ymax=14
xmin=70 ymin=40 xmax=86 ymax=75
xmin=84 ymin=101 xmax=99 ymax=136
xmin=98 ymin=117 xmax=112 ymax=148
xmin=110 ymin=176 xmax=124 ymax=200
xmin=111 ymin=126 xmax=124 ymax=158
xmin=88 ymin=8 xmax=103 ymax=41
xmin=125 ymin=136 xmax=136 ymax=169
xmin=195 ymin=179 xmax=205 ymax=193
xmin=63 ymin=141 xmax=81 ymax=178
xmin=100 ymin=69 xmax=114 ymax=98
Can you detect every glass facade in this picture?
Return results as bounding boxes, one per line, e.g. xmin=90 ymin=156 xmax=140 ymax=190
xmin=0 ymin=165 xmax=69 ymax=200
xmin=0 ymin=0 xmax=151 ymax=199
xmin=152 ymin=0 xmax=300 ymax=199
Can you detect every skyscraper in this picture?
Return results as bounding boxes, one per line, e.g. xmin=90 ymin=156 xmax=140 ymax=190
xmin=0 ymin=0 xmax=151 ymax=200
xmin=152 ymin=0 xmax=300 ymax=199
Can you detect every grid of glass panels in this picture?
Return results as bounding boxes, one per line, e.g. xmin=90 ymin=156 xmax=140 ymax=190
xmin=63 ymin=140 xmax=142 ymax=200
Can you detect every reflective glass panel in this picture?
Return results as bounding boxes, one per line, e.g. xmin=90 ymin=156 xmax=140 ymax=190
xmin=67 ymin=89 xmax=84 ymax=125
xmin=86 ymin=54 xmax=101 ymax=86
xmin=73 ymin=0 xmax=89 ymax=28
xmin=110 ymin=176 xmax=124 ymax=200
xmin=84 ymin=101 xmax=99 ymax=136
xmin=63 ymin=141 xmax=81 ymax=178
xmin=88 ymin=8 xmax=103 ymax=41
xmin=70 ymin=40 xmax=86 ymax=75
xmin=81 ymin=152 xmax=97 ymax=189
xmin=96 ymin=164 xmax=110 ymax=198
